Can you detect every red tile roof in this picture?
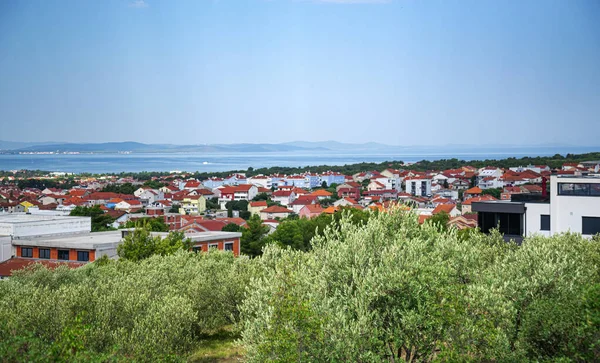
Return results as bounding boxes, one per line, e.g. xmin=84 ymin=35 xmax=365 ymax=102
xmin=462 ymin=195 xmax=498 ymax=205
xmin=464 ymin=186 xmax=482 ymax=195
xmin=261 ymin=205 xmax=293 ymax=214
xmin=432 ymin=204 xmax=455 ymax=215
xmin=310 ymin=189 xmax=332 ymax=197
xmin=250 ymin=201 xmax=268 ymax=207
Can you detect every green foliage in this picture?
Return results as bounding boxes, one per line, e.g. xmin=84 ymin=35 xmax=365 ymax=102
xmin=252 ymin=192 xmax=269 ymax=201
xmin=120 ymin=216 xmax=169 ymax=232
xmin=240 ymin=211 xmax=600 ymax=362
xmin=17 ymin=178 xmax=77 ymax=190
xmin=470 ymin=175 xmax=477 ymax=187
xmin=240 ymin=215 xmax=270 ymax=257
xmin=142 ymin=179 xmax=165 ymax=189
xmin=426 ymin=211 xmax=450 ymax=231
xmin=169 ymin=203 xmax=181 ymax=213
xmin=117 ymin=228 xmax=193 ymax=261
xmin=222 ymin=223 xmax=241 ymax=232
xmin=0 ymin=251 xmax=250 ymax=361
xmin=69 ymin=205 xmax=116 ymax=232
xmin=205 ymin=197 xmax=219 ymax=210
xmin=482 ymin=187 xmax=502 ymax=199
xmin=100 ymin=182 xmax=137 ymax=195
xmin=261 ymin=207 xmax=374 ymax=252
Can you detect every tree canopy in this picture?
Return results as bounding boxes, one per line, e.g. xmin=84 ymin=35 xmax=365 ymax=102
xmin=69 ymin=205 xmax=115 ymax=232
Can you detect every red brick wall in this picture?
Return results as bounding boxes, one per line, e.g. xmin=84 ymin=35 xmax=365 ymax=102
xmin=16 ymin=246 xmax=96 ymax=262
xmin=192 ymin=237 xmax=240 ymax=256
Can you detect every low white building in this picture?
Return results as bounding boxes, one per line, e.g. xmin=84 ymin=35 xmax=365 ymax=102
xmin=0 ymin=214 xmax=92 ymax=263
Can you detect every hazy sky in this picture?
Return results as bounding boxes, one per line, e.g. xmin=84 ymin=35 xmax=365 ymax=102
xmin=0 ymin=0 xmax=599 ymax=145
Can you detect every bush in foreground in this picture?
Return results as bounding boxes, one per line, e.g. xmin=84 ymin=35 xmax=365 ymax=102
xmin=0 ymin=251 xmax=250 ymax=361
xmin=240 ymin=210 xmax=600 ymax=361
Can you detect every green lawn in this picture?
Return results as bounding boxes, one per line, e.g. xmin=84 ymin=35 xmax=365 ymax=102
xmin=188 ymin=328 xmax=245 ymax=362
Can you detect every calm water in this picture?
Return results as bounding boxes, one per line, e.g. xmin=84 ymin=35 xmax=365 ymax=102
xmin=0 ymin=148 xmax=592 ymax=174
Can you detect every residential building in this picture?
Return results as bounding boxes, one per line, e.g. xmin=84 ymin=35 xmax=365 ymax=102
xmin=285 ymin=175 xmax=309 ymax=188
xmin=432 ymin=204 xmax=461 ymax=217
xmin=248 ymin=175 xmax=272 ymax=189
xmin=298 ymin=204 xmax=324 ymax=219
xmin=463 ymin=186 xmax=483 ymax=200
xmin=248 ymin=201 xmax=268 ymax=216
xmin=472 ymin=174 xmax=600 ymax=242
xmin=404 ymin=177 xmax=432 ymax=197
xmin=310 ymin=189 xmax=333 ymax=200
xmin=260 ymin=205 xmax=294 ymax=220
xmin=320 ymin=172 xmax=345 ymax=187
xmin=202 ymin=177 xmax=225 ymax=189
xmin=180 ymin=195 xmax=207 ymax=215
xmin=271 ymin=190 xmax=296 ymax=206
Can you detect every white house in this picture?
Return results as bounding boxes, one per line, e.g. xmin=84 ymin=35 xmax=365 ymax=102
xmin=248 ymin=175 xmax=272 ymax=189
xmin=114 ymin=200 xmax=143 ymax=212
xmin=271 ymin=190 xmax=296 ymax=206
xmin=473 ymin=174 xmax=600 ymax=242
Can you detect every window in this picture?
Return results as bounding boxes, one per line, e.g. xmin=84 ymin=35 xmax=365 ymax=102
xmin=39 ymin=248 xmax=50 ymax=259
xmin=57 ymin=249 xmax=70 ymax=260
xmin=224 ymin=242 xmax=234 ymax=251
xmin=21 ymin=247 xmax=33 ymax=258
xmin=582 ymin=217 xmax=600 ymax=235
xmin=192 ymin=246 xmax=202 ymax=253
xmin=208 ymin=243 xmax=219 ymax=250
xmin=77 ymin=251 xmax=89 ymax=262
xmin=540 ymin=215 xmax=550 ymax=231
xmin=558 ymin=183 xmax=600 ymax=196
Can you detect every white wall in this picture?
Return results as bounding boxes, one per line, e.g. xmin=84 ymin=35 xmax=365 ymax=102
xmin=0 ymin=217 xmax=91 ymax=238
xmin=524 ymin=203 xmax=551 ymax=237
xmin=0 ymin=236 xmax=12 ymax=263
xmin=550 ymin=175 xmax=600 ymax=236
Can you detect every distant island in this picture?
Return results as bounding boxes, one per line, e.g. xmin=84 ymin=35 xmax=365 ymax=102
xmin=1 ymin=140 xmax=599 ymax=155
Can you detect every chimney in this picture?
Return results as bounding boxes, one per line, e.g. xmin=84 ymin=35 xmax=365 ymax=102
xmin=542 ymin=176 xmax=548 ymax=198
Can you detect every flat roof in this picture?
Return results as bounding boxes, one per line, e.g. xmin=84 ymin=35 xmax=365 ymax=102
xmin=14 ymin=231 xmax=123 ymax=250
xmin=0 ymin=213 xmax=89 ymax=224
xmin=471 ymin=200 xmax=526 ymax=214
xmin=555 ymin=174 xmax=600 ymax=180
xmin=148 ymin=231 xmax=242 ymax=242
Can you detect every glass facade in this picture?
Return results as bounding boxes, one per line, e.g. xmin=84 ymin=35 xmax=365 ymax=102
xmin=558 ymin=183 xmax=600 ymax=196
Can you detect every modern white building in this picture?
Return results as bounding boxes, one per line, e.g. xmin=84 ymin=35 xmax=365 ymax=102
xmin=473 ymin=174 xmax=600 ymax=242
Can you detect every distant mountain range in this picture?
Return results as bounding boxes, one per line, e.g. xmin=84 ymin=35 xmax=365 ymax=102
xmin=0 ymin=141 xmax=331 ymax=154
xmin=0 ymin=140 xmax=598 ymax=154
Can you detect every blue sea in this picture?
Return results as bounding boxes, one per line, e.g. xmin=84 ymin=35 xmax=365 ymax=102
xmin=0 ymin=147 xmax=596 ymax=174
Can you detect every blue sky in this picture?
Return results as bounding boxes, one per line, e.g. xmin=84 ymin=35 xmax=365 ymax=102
xmin=0 ymin=0 xmax=599 ymax=146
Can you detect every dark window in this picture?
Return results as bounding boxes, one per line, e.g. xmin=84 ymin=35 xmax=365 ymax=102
xmin=478 ymin=211 xmax=523 ymax=236
xmin=209 ymin=244 xmax=218 ymax=250
xmin=21 ymin=247 xmax=33 ymax=258
xmin=77 ymin=251 xmax=89 ymax=262
xmin=224 ymin=242 xmax=234 ymax=251
xmin=57 ymin=249 xmax=70 ymax=260
xmin=540 ymin=215 xmax=550 ymax=231
xmin=558 ymin=183 xmax=600 ymax=196
xmin=582 ymin=217 xmax=600 ymax=235
xmin=39 ymin=248 xmax=50 ymax=259
xmin=192 ymin=246 xmax=201 ymax=253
